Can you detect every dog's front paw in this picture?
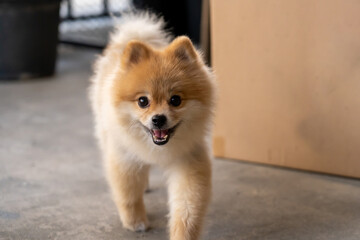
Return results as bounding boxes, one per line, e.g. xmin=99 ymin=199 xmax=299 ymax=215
xmin=122 ymin=217 xmax=150 ymax=232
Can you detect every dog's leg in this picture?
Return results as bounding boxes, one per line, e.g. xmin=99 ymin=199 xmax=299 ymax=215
xmin=105 ymin=153 xmax=150 ymax=232
xmin=168 ymin=156 xmax=212 ymax=240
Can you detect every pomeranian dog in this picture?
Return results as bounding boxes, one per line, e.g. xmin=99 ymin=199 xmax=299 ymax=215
xmin=89 ymin=13 xmax=215 ymax=240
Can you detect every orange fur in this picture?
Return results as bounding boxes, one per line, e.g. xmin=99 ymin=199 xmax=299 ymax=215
xmin=90 ymin=15 xmax=215 ymax=240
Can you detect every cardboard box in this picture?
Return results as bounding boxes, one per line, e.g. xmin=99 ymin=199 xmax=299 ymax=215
xmin=210 ymin=0 xmax=360 ymax=178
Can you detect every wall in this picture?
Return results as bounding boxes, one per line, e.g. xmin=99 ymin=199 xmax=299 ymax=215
xmin=211 ymin=0 xmax=360 ymax=178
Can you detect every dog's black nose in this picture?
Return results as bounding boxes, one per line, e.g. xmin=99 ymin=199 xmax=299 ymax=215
xmin=152 ymin=114 xmax=167 ymax=128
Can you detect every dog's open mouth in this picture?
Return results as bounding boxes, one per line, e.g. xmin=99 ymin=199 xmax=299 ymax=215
xmin=151 ymin=129 xmax=170 ymax=145
xmin=149 ymin=124 xmax=179 ymax=146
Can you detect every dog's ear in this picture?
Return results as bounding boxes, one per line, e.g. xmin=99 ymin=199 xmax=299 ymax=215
xmin=122 ymin=40 xmax=152 ymax=67
xmin=168 ymin=36 xmax=198 ymax=63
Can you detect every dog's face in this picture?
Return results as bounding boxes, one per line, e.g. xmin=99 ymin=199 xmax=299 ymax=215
xmin=112 ymin=37 xmax=213 ymax=146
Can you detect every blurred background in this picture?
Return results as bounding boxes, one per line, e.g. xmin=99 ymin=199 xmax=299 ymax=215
xmin=1 ymin=1 xmax=360 ymax=240
xmin=0 ymin=0 xmax=206 ymax=80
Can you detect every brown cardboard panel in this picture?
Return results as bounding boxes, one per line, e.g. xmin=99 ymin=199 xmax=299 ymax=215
xmin=210 ymin=0 xmax=360 ymax=178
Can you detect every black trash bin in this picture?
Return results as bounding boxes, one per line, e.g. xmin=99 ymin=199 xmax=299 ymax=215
xmin=0 ymin=0 xmax=60 ymax=80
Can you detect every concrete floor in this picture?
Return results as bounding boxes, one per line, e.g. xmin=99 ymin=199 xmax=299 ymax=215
xmin=1 ymin=47 xmax=360 ymax=240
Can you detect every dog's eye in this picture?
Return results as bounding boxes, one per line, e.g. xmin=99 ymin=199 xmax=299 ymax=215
xmin=138 ymin=96 xmax=149 ymax=108
xmin=169 ymin=95 xmax=181 ymax=107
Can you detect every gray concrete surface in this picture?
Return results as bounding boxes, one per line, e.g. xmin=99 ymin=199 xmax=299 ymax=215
xmin=1 ymin=46 xmax=360 ymax=240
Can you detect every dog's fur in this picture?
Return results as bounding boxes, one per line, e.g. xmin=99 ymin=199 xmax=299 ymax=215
xmin=89 ymin=13 xmax=216 ymax=240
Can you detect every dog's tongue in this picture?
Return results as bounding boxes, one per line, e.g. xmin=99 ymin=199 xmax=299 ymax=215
xmin=153 ymin=129 xmax=168 ymax=138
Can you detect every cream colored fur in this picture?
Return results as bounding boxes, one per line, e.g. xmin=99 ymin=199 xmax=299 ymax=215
xmin=89 ymin=13 xmax=215 ymax=240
